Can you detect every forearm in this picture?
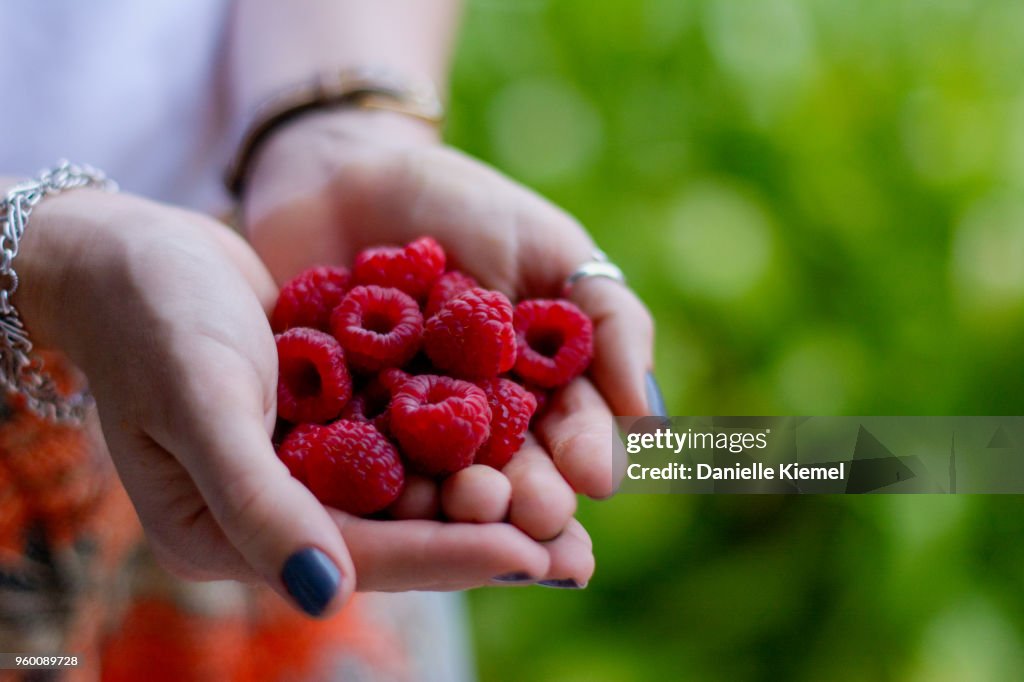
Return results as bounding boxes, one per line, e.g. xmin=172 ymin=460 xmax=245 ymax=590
xmin=228 ymin=0 xmax=462 ymax=123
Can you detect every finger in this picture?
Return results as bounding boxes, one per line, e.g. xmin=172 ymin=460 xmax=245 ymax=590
xmin=537 ymin=519 xmax=595 ymax=589
xmin=502 ymin=435 xmax=577 ymax=541
xmin=332 ymin=514 xmax=550 ymax=592
xmin=441 ymin=465 xmax=511 ymax=523
xmin=149 ymin=359 xmax=355 ymax=618
xmin=568 ymin=277 xmax=656 ymax=417
xmin=535 ymin=378 xmax=615 ymax=499
xmin=388 ymin=474 xmax=441 ymax=520
xmin=507 ymin=200 xmax=657 ymax=418
xmin=487 ymin=520 xmax=594 ymax=590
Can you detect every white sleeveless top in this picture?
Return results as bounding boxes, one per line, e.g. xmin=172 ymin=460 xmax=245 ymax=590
xmin=0 ymin=0 xmax=233 ymax=213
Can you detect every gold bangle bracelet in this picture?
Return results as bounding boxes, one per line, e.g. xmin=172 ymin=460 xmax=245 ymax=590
xmin=224 ymin=67 xmax=445 ymax=198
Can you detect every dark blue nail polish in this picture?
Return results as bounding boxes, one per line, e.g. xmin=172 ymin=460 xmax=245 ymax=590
xmin=645 ymin=371 xmax=667 ymax=418
xmin=281 ymin=548 xmax=340 ymax=617
xmin=537 ymin=578 xmax=585 ymax=589
xmin=492 ymin=572 xmax=535 ymax=583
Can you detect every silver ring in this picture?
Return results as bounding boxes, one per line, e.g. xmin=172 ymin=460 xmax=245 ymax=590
xmin=563 ymin=249 xmax=627 ymax=297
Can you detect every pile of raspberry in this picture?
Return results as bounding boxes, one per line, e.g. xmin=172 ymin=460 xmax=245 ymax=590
xmin=272 ymin=237 xmax=594 ymax=516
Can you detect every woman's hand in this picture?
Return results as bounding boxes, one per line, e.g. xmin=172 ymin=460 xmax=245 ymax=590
xmin=242 ymin=110 xmax=660 ymax=543
xmin=12 ymin=189 xmax=591 ymax=617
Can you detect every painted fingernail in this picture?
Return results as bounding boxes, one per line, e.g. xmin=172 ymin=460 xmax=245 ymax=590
xmin=645 ymin=371 xmax=667 ymax=418
xmin=537 ymin=578 xmax=586 ymax=589
xmin=492 ymin=572 xmax=535 ymax=583
xmin=281 ymin=548 xmax=341 ymax=617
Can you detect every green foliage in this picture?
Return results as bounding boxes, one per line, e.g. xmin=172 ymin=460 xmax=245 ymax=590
xmin=449 ymin=1 xmax=1024 ymax=679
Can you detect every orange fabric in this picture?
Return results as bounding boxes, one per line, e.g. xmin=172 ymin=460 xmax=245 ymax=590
xmin=0 ymin=461 xmax=27 ymax=556
xmin=102 ymin=599 xmax=249 ymax=682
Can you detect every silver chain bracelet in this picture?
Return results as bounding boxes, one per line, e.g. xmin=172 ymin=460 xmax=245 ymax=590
xmin=0 ymin=160 xmax=118 ymax=423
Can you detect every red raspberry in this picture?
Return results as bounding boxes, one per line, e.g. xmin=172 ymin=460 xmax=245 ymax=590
xmin=340 ymin=369 xmax=410 ymax=435
xmin=426 ymin=271 xmax=478 ymax=318
xmin=271 ymin=266 xmax=351 ymax=333
xmin=302 ymin=420 xmax=405 ymax=516
xmin=474 ymin=379 xmax=537 ymax=470
xmin=276 ymin=423 xmax=325 ymax=484
xmin=424 ymin=288 xmax=516 ymax=380
xmin=353 ymin=237 xmax=446 ymax=301
xmin=276 ymin=328 xmax=352 ymax=423
xmin=390 ymin=375 xmax=492 ymax=477
xmin=514 ymin=299 xmax=594 ymax=388
xmin=331 ymin=286 xmax=423 ymax=373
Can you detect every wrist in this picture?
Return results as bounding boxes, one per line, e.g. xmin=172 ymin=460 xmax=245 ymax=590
xmin=11 ymin=188 xmax=114 ymax=353
xmin=241 ymin=107 xmax=440 ymax=231
xmin=228 ymin=67 xmax=445 ymax=198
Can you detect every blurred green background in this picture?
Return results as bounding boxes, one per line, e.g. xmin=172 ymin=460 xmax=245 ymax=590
xmin=447 ymin=1 xmax=1024 ymax=680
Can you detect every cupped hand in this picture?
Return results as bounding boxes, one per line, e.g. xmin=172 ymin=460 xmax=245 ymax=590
xmin=13 ymin=189 xmax=589 ymax=617
xmin=242 ymin=110 xmax=656 ymax=543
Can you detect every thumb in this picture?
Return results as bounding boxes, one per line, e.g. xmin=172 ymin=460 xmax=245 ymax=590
xmin=152 ymin=375 xmax=355 ymax=618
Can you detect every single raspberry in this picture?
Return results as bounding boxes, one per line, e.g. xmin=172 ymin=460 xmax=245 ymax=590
xmin=425 ymin=271 xmax=479 ymax=318
xmin=331 ymin=286 xmax=424 ymax=373
xmin=514 ymin=299 xmax=594 ymax=388
xmin=424 ymin=288 xmax=516 ymax=380
xmin=276 ymin=328 xmax=352 ymax=423
xmin=271 ymin=266 xmax=351 ymax=333
xmin=390 ymin=375 xmax=492 ymax=477
xmin=276 ymin=423 xmax=325 ymax=484
xmin=302 ymin=420 xmax=405 ymax=516
xmin=353 ymin=237 xmax=446 ymax=301
xmin=474 ymin=379 xmax=537 ymax=470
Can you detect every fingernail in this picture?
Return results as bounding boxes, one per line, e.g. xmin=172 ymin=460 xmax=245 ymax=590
xmin=537 ymin=578 xmax=586 ymax=589
xmin=281 ymin=548 xmax=341 ymax=617
xmin=645 ymin=371 xmax=667 ymax=417
xmin=492 ymin=572 xmax=536 ymax=583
